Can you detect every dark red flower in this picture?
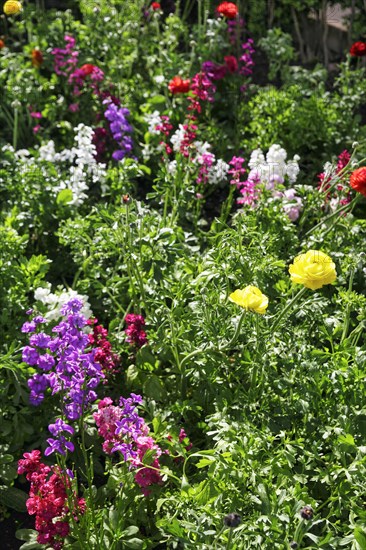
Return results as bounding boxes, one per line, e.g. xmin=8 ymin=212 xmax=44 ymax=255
xmin=168 ymin=76 xmax=190 ymax=94
xmin=32 ymin=49 xmax=43 ymax=68
xmin=350 ymin=167 xmax=366 ymax=197
xmin=349 ymin=41 xmax=366 ymax=57
xmin=224 ymin=55 xmax=238 ymax=73
xmin=216 ymin=2 xmax=238 ymax=19
xmin=0 ymin=39 xmax=5 ymax=49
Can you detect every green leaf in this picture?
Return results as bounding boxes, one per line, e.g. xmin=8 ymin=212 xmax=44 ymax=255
xmin=354 ymin=528 xmax=366 ymax=547
xmin=16 ymin=529 xmax=38 ymax=542
xmin=121 ymin=526 xmax=140 ymax=537
xmin=122 ymin=538 xmax=143 ymax=549
xmin=143 ymin=374 xmax=166 ymax=400
xmin=56 ymin=188 xmax=73 ymax=205
xmin=149 ymin=94 xmax=166 ymax=104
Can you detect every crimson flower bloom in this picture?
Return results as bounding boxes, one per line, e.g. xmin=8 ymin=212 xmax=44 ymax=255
xmin=168 ymin=76 xmax=190 ymax=94
xmin=350 ymin=167 xmax=366 ymax=197
xmin=216 ymin=2 xmax=238 ymax=19
xmin=0 ymin=39 xmax=5 ymax=49
xmin=151 ymin=1 xmax=161 ymax=9
xmin=31 ymin=49 xmax=43 ymax=68
xmin=349 ymin=41 xmax=366 ymax=57
xmin=224 ymin=55 xmax=238 ymax=73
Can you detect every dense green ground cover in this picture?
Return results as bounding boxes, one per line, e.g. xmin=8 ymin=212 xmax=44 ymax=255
xmin=1 ymin=1 xmax=366 ymax=548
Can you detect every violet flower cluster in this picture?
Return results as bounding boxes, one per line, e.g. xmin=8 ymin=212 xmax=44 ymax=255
xmin=22 ymin=298 xmax=105 ymax=422
xmin=94 ymin=395 xmax=162 ymax=494
xmin=104 ymin=100 xmax=134 ymax=161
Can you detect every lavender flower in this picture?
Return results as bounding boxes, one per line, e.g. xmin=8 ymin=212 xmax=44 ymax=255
xmin=23 ymin=298 xmax=105 ymax=421
xmin=104 ymin=100 xmax=134 ymax=161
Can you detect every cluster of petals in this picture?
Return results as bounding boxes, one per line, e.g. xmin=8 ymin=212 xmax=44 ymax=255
xmin=231 ymin=145 xmax=302 ymax=217
xmin=18 ymin=450 xmax=84 ymax=550
xmin=68 ymin=63 xmax=104 ymax=95
xmin=168 ymin=76 xmax=190 ymax=94
xmin=349 ymin=41 xmax=366 ymax=57
xmin=216 ymin=2 xmax=238 ymax=19
xmin=229 ymin=156 xmax=259 ymax=207
xmin=229 ymin=286 xmax=269 ymax=314
xmin=31 ymin=49 xmax=44 ymax=68
xmin=104 ymin=99 xmax=134 ymax=161
xmin=125 ymin=313 xmax=148 ymax=347
xmin=350 ymin=166 xmax=366 ymax=197
xmin=3 ymin=0 xmax=22 ymax=15
xmin=318 ymin=150 xmax=352 ymax=208
xmin=289 ymin=250 xmax=337 ymax=290
xmin=22 ymin=298 xmax=104 ymax=420
xmin=93 ymin=395 xmax=163 ymax=494
xmin=51 ymin=35 xmax=79 ymax=77
xmin=188 ymin=72 xmax=216 ymax=113
xmin=87 ymin=318 xmax=121 ymax=377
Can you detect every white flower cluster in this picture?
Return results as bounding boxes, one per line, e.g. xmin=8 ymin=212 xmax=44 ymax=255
xmin=248 ymin=144 xmax=302 ymax=221
xmin=195 ymin=151 xmax=230 ymax=185
xmin=144 ymin=110 xmax=163 ymax=135
xmin=170 ymin=124 xmax=186 ymax=153
xmin=248 ymin=144 xmax=300 ymax=188
xmin=39 ymin=124 xmax=106 ymax=206
xmin=34 ymin=284 xmax=92 ymax=321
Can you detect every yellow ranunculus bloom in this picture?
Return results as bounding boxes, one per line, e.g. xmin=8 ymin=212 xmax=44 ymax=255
xmin=289 ymin=250 xmax=336 ymax=290
xmin=229 ymin=285 xmax=268 ymax=314
xmin=3 ymin=0 xmax=22 ymax=15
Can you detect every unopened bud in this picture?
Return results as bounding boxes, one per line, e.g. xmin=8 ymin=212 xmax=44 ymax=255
xmin=223 ymin=512 xmax=241 ymax=528
xmin=122 ymin=194 xmax=132 ymax=205
xmin=300 ymin=505 xmax=313 ymax=520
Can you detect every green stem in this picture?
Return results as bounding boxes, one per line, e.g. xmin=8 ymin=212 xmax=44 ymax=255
xmin=226 ymin=528 xmax=234 ymax=549
xmin=270 ymin=286 xmax=308 ymax=335
xmin=340 ymin=267 xmax=355 ymax=343
xmin=79 ymin=414 xmax=99 ymax=547
xmin=304 ymin=195 xmax=359 ymax=238
xmin=13 ymin=107 xmax=18 ymax=151
xmin=220 ymin=310 xmax=246 ymax=351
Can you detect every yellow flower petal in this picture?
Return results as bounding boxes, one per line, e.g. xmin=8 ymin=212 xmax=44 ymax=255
xmin=3 ymin=0 xmax=22 ymax=14
xmin=289 ymin=250 xmax=336 ymax=290
xmin=229 ymin=285 xmax=268 ymax=314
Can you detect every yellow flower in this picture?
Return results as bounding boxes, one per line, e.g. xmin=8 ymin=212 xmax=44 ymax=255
xmin=229 ymin=285 xmax=268 ymax=314
xmin=289 ymin=250 xmax=336 ymax=290
xmin=3 ymin=0 xmax=22 ymax=15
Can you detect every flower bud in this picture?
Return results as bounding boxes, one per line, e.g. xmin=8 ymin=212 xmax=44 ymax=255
xmin=290 ymin=542 xmax=298 ymax=549
xmin=300 ymin=505 xmax=313 ymax=520
xmin=223 ymin=512 xmax=241 ymax=528
xmin=122 ymin=194 xmax=132 ymax=205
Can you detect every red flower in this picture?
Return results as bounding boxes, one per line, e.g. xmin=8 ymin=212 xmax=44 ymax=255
xmin=168 ymin=76 xmax=190 ymax=94
xmin=31 ymin=49 xmax=43 ymax=68
xmin=0 ymin=39 xmax=5 ymax=49
xmin=216 ymin=2 xmax=238 ymax=19
xmin=224 ymin=55 xmax=238 ymax=73
xmin=80 ymin=63 xmax=96 ymax=76
xmin=349 ymin=41 xmax=366 ymax=57
xmin=151 ymin=1 xmax=161 ymax=9
xmin=350 ymin=167 xmax=366 ymax=197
